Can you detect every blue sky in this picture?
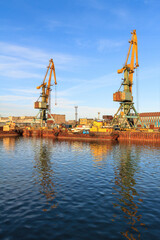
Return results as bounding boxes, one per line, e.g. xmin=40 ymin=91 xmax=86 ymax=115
xmin=0 ymin=0 xmax=160 ymax=120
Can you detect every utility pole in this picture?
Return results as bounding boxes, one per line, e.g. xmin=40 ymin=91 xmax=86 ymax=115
xmin=75 ymin=106 xmax=78 ymax=125
xmin=98 ymin=112 xmax=100 ymax=120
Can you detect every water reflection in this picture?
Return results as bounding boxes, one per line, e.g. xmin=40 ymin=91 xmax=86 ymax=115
xmin=112 ymin=143 xmax=145 ymax=239
xmin=3 ymin=137 xmax=16 ymax=152
xmin=59 ymin=140 xmax=113 ymax=168
xmin=70 ymin=140 xmax=90 ymax=153
xmin=33 ymin=139 xmax=57 ymax=211
xmin=90 ymin=142 xmax=113 ymax=168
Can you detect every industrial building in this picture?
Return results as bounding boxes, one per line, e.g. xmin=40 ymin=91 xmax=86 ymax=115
xmin=139 ymin=112 xmax=160 ymax=129
xmin=103 ymin=115 xmax=113 ymax=124
xmin=0 ymin=114 xmax=66 ymax=127
xmin=0 ymin=116 xmax=35 ymax=127
xmin=48 ymin=114 xmax=66 ymax=125
xmin=79 ymin=118 xmax=94 ymax=126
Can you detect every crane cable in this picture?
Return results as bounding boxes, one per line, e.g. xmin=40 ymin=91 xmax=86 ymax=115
xmin=136 ymin=68 xmax=139 ymax=112
xmin=55 ymin=84 xmax=57 ymax=105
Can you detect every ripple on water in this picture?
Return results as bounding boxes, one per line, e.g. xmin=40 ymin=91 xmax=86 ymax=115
xmin=0 ymin=138 xmax=160 ymax=240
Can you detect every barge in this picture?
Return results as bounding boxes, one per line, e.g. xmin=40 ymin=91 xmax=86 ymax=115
xmin=0 ymin=130 xmax=20 ymax=137
xmin=22 ymin=128 xmax=160 ymax=143
xmin=23 ymin=128 xmax=119 ymax=142
xmin=0 ymin=124 xmax=23 ymax=138
xmin=119 ymin=130 xmax=160 ymax=142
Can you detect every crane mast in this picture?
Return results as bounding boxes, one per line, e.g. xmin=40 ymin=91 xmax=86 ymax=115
xmin=112 ymin=30 xmax=141 ymax=129
xmin=34 ymin=59 xmax=57 ymax=127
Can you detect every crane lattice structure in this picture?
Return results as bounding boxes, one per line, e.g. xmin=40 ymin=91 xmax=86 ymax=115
xmin=34 ymin=59 xmax=57 ymax=127
xmin=112 ymin=30 xmax=142 ymax=129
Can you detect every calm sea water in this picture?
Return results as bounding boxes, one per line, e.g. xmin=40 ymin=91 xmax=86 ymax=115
xmin=0 ymin=137 xmax=160 ymax=240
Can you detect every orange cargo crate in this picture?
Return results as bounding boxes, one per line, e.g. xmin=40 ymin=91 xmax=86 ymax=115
xmin=113 ymin=91 xmax=122 ymax=101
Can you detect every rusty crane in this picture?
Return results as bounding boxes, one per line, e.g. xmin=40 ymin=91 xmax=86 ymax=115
xmin=34 ymin=59 xmax=57 ymax=127
xmin=112 ymin=30 xmax=141 ymax=128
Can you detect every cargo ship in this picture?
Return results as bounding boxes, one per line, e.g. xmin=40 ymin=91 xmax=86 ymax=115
xmin=23 ymin=128 xmax=119 ymax=142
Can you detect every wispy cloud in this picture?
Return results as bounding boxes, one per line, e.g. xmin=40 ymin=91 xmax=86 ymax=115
xmin=110 ymin=8 xmax=129 ymax=19
xmin=75 ymin=39 xmax=92 ymax=49
xmin=77 ymin=105 xmax=116 ymax=118
xmin=45 ymin=19 xmax=82 ymax=31
xmin=0 ymin=42 xmax=95 ymax=79
xmin=97 ymin=39 xmax=124 ymax=52
xmin=5 ymin=88 xmax=38 ymax=94
xmin=77 ymin=0 xmax=106 ymax=10
xmin=0 ymin=25 xmax=24 ymax=31
xmin=51 ymin=72 xmax=118 ymax=99
xmin=0 ymin=42 xmax=76 ymax=67
xmin=53 ymin=104 xmax=116 ymax=120
xmin=0 ymin=95 xmax=35 ymax=102
xmin=0 ymin=102 xmax=37 ymax=117
xmin=143 ymin=0 xmax=159 ymax=4
xmin=1 ymin=69 xmax=118 ymax=118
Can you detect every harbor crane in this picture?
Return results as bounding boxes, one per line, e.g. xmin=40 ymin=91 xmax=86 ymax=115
xmin=112 ymin=29 xmax=141 ymax=128
xmin=34 ymin=59 xmax=57 ymax=126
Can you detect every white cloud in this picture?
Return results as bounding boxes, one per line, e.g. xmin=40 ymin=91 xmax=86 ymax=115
xmin=0 ymin=102 xmax=37 ymax=117
xmin=55 ymin=72 xmax=118 ymax=99
xmin=53 ymin=104 xmax=116 ymax=120
xmin=77 ymin=105 xmax=116 ymax=118
xmin=0 ymin=95 xmax=35 ymax=102
xmin=0 ymin=42 xmax=95 ymax=80
xmin=97 ymin=39 xmax=124 ymax=52
xmin=7 ymin=88 xmax=38 ymax=94
xmin=0 ymin=42 xmax=119 ymax=119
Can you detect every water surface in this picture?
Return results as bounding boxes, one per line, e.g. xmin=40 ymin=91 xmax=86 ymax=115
xmin=0 ymin=137 xmax=160 ymax=239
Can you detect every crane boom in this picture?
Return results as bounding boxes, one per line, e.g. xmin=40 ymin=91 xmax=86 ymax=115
xmin=46 ymin=59 xmax=57 ymax=103
xmin=117 ymin=29 xmax=139 ymax=93
xmin=36 ymin=59 xmax=57 ymax=103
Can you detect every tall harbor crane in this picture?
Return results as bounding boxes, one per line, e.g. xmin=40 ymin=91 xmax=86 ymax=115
xmin=34 ymin=59 xmax=57 ymax=126
xmin=112 ymin=30 xmax=141 ymax=128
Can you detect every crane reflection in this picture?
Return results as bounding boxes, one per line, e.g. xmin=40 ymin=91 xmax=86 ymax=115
xmin=33 ymin=139 xmax=58 ymax=211
xmin=112 ymin=143 xmax=146 ymax=239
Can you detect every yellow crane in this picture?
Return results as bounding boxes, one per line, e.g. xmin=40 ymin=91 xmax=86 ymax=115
xmin=34 ymin=59 xmax=57 ymax=126
xmin=117 ymin=29 xmax=139 ymax=94
xmin=112 ymin=30 xmax=141 ymax=128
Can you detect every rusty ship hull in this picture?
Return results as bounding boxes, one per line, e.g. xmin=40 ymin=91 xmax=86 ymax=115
xmin=23 ymin=129 xmax=119 ymax=141
xmin=23 ymin=129 xmax=160 ymax=143
xmin=0 ymin=130 xmax=20 ymax=138
xmin=119 ymin=131 xmax=160 ymax=142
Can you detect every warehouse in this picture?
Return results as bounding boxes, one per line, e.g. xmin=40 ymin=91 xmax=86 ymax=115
xmin=139 ymin=112 xmax=160 ymax=128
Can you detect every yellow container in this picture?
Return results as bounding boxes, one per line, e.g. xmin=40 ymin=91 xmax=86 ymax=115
xmin=98 ymin=128 xmax=107 ymax=132
xmin=90 ymin=126 xmax=98 ymax=132
xmin=148 ymin=129 xmax=154 ymax=132
xmin=93 ymin=121 xmax=103 ymax=127
xmin=3 ymin=125 xmax=10 ymax=131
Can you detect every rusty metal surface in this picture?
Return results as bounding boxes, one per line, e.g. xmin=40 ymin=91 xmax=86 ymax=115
xmin=113 ymin=91 xmax=122 ymax=101
xmin=119 ymin=131 xmax=160 ymax=142
xmin=139 ymin=112 xmax=160 ymax=117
